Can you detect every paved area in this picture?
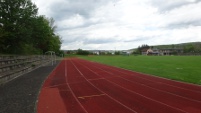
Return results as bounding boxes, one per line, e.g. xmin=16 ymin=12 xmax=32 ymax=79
xmin=0 ymin=61 xmax=60 ymax=113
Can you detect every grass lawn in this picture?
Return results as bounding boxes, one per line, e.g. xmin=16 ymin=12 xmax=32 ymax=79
xmin=78 ymin=55 xmax=201 ymax=85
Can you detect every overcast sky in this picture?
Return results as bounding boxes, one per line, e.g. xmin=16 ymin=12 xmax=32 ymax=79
xmin=32 ymin=0 xmax=201 ymax=50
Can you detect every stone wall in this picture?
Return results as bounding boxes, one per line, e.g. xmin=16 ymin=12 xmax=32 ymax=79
xmin=0 ymin=55 xmax=52 ymax=85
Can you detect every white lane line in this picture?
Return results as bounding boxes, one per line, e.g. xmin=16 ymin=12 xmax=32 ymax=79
xmin=119 ymin=76 xmax=201 ymax=103
xmin=88 ymin=60 xmax=201 ymax=102
xmin=70 ymin=59 xmax=138 ymax=113
xmin=78 ymin=94 xmax=105 ymax=99
xmin=75 ymin=59 xmax=188 ymax=113
xmin=97 ymin=62 xmax=201 ymax=93
xmin=65 ymin=59 xmax=89 ymax=113
xmin=43 ymin=83 xmax=67 ymax=89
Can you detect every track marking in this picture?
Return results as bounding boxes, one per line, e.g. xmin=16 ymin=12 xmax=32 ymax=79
xmin=118 ymin=76 xmax=201 ymax=103
xmin=105 ymin=78 xmax=188 ymax=113
xmin=65 ymin=59 xmax=89 ymax=113
xmin=87 ymin=76 xmax=121 ymax=81
xmin=74 ymin=59 xmax=189 ymax=113
xmin=99 ymin=62 xmax=201 ymax=93
xmin=59 ymin=90 xmax=71 ymax=92
xmin=86 ymin=60 xmax=201 ymax=102
xmin=88 ymin=78 xmax=105 ymax=81
xmin=70 ymin=60 xmax=138 ymax=113
xmin=78 ymin=94 xmax=105 ymax=99
xmin=44 ymin=83 xmax=67 ymax=88
xmin=85 ymin=61 xmax=201 ymax=103
xmin=67 ymin=81 xmax=87 ymax=85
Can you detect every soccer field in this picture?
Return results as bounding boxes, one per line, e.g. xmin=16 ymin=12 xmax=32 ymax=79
xmin=79 ymin=55 xmax=201 ymax=85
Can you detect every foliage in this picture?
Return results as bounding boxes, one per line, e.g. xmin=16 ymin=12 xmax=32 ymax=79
xmin=0 ymin=0 xmax=62 ymax=54
xmin=57 ymin=50 xmax=65 ymax=57
xmin=134 ymin=42 xmax=201 ymax=55
xmin=153 ymin=42 xmax=201 ymax=53
xmin=137 ymin=44 xmax=150 ymax=54
xmin=183 ymin=43 xmax=201 ymax=53
xmin=77 ymin=49 xmax=90 ymax=55
xmin=115 ymin=51 xmax=120 ymax=55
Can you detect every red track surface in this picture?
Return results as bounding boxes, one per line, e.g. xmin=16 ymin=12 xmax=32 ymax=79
xmin=37 ymin=58 xmax=201 ymax=113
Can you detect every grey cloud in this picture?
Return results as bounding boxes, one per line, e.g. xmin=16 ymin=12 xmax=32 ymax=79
xmin=124 ymin=38 xmax=147 ymax=42
xmin=124 ymin=36 xmax=157 ymax=43
xmin=57 ymin=20 xmax=99 ymax=31
xmin=62 ymin=37 xmax=80 ymax=44
xmin=61 ymin=32 xmax=88 ymax=44
xmin=49 ymin=0 xmax=110 ymax=21
xmin=62 ymin=36 xmax=118 ymax=45
xmin=57 ymin=23 xmax=89 ymax=31
xmin=151 ymin=1 xmax=201 ymax=29
xmin=150 ymin=0 xmax=201 ymax=12
xmin=62 ymin=32 xmax=117 ymax=45
xmin=83 ymin=38 xmax=118 ymax=44
xmin=165 ymin=20 xmax=201 ymax=29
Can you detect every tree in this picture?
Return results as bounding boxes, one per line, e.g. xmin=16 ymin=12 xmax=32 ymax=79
xmin=137 ymin=44 xmax=150 ymax=53
xmin=77 ymin=49 xmax=90 ymax=55
xmin=0 ymin=0 xmax=62 ymax=54
xmin=31 ymin=16 xmax=61 ymax=53
xmin=0 ymin=26 xmax=8 ymax=52
xmin=115 ymin=51 xmax=120 ymax=55
xmin=0 ymin=0 xmax=38 ymax=53
xmin=183 ymin=44 xmax=195 ymax=53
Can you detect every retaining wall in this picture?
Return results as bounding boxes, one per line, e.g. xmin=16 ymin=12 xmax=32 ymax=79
xmin=0 ymin=55 xmax=52 ymax=85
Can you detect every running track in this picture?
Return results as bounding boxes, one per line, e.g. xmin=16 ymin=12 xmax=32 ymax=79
xmin=37 ymin=58 xmax=201 ymax=113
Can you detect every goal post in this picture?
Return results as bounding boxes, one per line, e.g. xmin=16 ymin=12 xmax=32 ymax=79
xmin=45 ymin=51 xmax=56 ymax=65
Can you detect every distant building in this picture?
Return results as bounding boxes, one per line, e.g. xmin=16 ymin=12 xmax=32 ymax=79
xmin=142 ymin=48 xmax=183 ymax=55
xmin=141 ymin=48 xmax=149 ymax=55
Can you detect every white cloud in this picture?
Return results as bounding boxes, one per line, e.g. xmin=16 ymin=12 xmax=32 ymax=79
xmin=157 ymin=2 xmax=201 ymax=28
xmin=58 ymin=14 xmax=85 ymax=28
xmin=32 ymin=0 xmax=201 ymax=50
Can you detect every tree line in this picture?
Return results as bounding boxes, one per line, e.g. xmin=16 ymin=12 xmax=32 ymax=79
xmin=0 ymin=0 xmax=62 ymax=55
xmin=132 ymin=44 xmax=150 ymax=54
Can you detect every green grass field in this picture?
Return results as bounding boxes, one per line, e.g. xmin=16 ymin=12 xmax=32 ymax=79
xmin=78 ymin=55 xmax=201 ymax=85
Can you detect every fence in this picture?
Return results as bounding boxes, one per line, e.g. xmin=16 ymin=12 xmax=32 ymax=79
xmin=0 ymin=55 xmax=53 ymax=85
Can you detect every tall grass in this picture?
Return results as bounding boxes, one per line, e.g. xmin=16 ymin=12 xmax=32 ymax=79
xmin=79 ymin=55 xmax=201 ymax=85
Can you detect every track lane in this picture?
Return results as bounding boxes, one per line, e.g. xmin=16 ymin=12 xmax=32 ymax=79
xmin=67 ymin=59 xmax=137 ymax=113
xmin=65 ymin=59 xmax=89 ymax=113
xmin=38 ymin=60 xmax=87 ymax=113
xmin=95 ymin=62 xmax=201 ymax=102
xmin=74 ymin=58 xmax=201 ymax=102
xmin=91 ymin=60 xmax=201 ymax=92
xmin=38 ymin=59 xmax=138 ymax=113
xmin=72 ymin=58 xmax=201 ymax=113
xmin=71 ymin=58 xmax=187 ymax=113
xmin=38 ymin=58 xmax=201 ymax=113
